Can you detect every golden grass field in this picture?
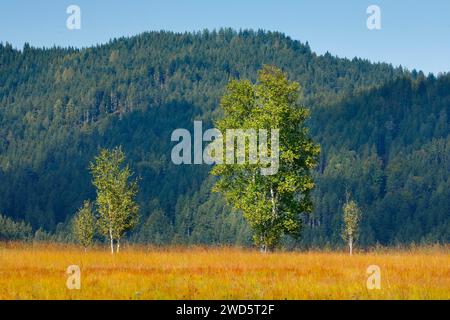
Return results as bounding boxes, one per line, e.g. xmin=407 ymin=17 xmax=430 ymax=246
xmin=0 ymin=242 xmax=448 ymax=300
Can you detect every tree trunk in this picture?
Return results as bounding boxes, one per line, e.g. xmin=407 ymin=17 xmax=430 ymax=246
xmin=260 ymin=244 xmax=267 ymax=253
xmin=266 ymin=186 xmax=277 ymax=254
xmin=109 ymin=228 xmax=114 ymax=254
xmin=107 ymin=202 xmax=114 ymax=254
xmin=270 ymin=187 xmax=277 ymax=218
xmin=116 ymin=239 xmax=120 ymax=253
xmin=349 ymin=236 xmax=353 ymax=256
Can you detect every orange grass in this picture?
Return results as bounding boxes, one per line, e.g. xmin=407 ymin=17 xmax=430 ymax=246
xmin=0 ymin=242 xmax=448 ymax=300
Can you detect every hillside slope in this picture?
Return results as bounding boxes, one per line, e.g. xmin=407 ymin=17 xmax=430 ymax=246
xmin=0 ymin=29 xmax=448 ymax=246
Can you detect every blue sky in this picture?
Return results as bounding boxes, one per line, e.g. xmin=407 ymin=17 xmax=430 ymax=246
xmin=1 ymin=0 xmax=449 ymax=74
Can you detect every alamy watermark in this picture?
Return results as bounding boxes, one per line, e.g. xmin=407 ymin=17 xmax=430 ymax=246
xmin=66 ymin=5 xmax=81 ymax=30
xmin=367 ymin=5 xmax=381 ymax=30
xmin=366 ymin=265 xmax=381 ymax=290
xmin=66 ymin=265 xmax=81 ymax=290
xmin=171 ymin=121 xmax=280 ymax=176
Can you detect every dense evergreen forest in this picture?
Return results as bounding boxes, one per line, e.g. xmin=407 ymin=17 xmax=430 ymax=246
xmin=0 ymin=29 xmax=448 ymax=247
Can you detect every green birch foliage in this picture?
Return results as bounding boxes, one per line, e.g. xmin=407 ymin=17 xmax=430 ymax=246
xmin=212 ymin=65 xmax=320 ymax=251
xmin=0 ymin=214 xmax=33 ymax=241
xmin=342 ymin=199 xmax=362 ymax=254
xmin=72 ymin=200 xmax=95 ymax=249
xmin=89 ymin=147 xmax=139 ymax=249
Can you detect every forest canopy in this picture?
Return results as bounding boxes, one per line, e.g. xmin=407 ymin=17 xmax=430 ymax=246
xmin=0 ymin=29 xmax=448 ymax=247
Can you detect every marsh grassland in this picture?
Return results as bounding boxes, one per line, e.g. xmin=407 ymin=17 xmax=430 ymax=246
xmin=0 ymin=243 xmax=448 ymax=299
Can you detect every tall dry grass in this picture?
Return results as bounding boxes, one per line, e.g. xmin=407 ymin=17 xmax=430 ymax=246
xmin=0 ymin=242 xmax=448 ymax=299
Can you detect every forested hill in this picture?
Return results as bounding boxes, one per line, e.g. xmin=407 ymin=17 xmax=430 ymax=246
xmin=0 ymin=29 xmax=448 ymax=246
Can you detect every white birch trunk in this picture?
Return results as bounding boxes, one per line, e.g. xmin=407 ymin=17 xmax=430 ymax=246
xmin=349 ymin=236 xmax=353 ymax=256
xmin=109 ymin=228 xmax=114 ymax=254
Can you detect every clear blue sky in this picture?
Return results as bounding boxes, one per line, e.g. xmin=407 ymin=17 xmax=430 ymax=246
xmin=1 ymin=0 xmax=449 ymax=74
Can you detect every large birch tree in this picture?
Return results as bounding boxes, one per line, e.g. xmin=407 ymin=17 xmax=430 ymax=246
xmin=211 ymin=65 xmax=319 ymax=252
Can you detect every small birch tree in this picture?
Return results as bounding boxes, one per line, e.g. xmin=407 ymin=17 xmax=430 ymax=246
xmin=73 ymin=200 xmax=95 ymax=251
xmin=342 ymin=197 xmax=362 ymax=255
xmin=90 ymin=147 xmax=139 ymax=254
